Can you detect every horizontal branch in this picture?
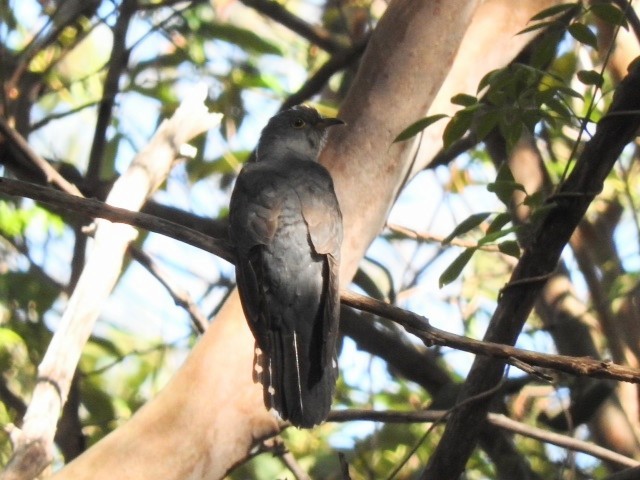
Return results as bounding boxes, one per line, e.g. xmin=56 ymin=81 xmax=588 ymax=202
xmin=328 ymin=409 xmax=640 ymax=469
xmin=0 ymin=177 xmax=234 ymax=264
xmin=341 ymin=290 xmax=640 ymax=383
xmin=2 ymin=177 xmax=639 ymax=384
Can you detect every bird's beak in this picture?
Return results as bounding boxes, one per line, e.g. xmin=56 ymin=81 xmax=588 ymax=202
xmin=317 ymin=117 xmax=345 ymax=129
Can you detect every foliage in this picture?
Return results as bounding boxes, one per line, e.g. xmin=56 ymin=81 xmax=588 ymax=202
xmin=1 ymin=1 xmax=640 ymax=479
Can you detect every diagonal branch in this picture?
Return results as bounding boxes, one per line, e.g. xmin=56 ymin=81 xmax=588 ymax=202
xmin=128 ymin=246 xmax=209 ymax=334
xmin=239 ymin=0 xmax=342 ymax=53
xmin=86 ymin=0 xmax=136 ymax=183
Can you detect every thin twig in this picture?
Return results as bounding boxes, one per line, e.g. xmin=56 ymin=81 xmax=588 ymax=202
xmin=279 ymin=450 xmax=311 ymax=480
xmin=0 ymin=117 xmax=83 ymax=196
xmin=327 ymin=409 xmax=640 ymax=469
xmin=386 ymin=222 xmax=502 ymax=252
xmin=30 ymin=100 xmax=102 ymax=132
xmin=128 ymin=247 xmax=208 ymax=334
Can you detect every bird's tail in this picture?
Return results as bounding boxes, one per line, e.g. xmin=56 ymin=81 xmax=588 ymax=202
xmin=256 ymin=326 xmax=338 ymax=428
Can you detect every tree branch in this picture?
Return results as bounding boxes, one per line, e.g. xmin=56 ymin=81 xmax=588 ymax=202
xmin=281 ymin=37 xmax=368 ymax=111
xmin=86 ymin=0 xmax=135 ymax=183
xmin=239 ymin=0 xmax=342 ymax=53
xmin=328 ymin=409 xmax=640 ymax=469
xmin=2 ymin=176 xmax=639 ymax=386
xmin=128 ymin=246 xmax=209 ymax=334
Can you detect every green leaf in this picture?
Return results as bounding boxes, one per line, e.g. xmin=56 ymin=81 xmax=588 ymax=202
xmin=576 ymin=69 xmax=604 ymax=87
xmin=474 ymin=110 xmax=500 ymax=141
xmin=530 ymin=3 xmax=581 ymax=21
xmin=443 ymin=110 xmax=474 ymax=149
xmin=499 ymin=116 xmax=524 ymax=150
xmin=545 ymin=97 xmax=573 ymax=119
xmin=439 ymin=248 xmax=476 ymax=288
xmin=517 ymin=20 xmax=557 ymax=36
xmin=498 ymin=240 xmax=521 ymax=258
xmin=555 ymin=85 xmax=584 ymax=99
xmin=451 ymin=93 xmax=477 ymax=107
xmin=81 ymin=377 xmax=116 ymax=424
xmin=478 ymin=227 xmax=517 ymax=245
xmin=568 ymin=22 xmax=598 ymax=49
xmin=531 ymin=30 xmax=564 ymax=68
xmin=393 ymin=114 xmax=448 ymax=143
xmin=487 ymin=180 xmax=527 ymax=206
xmin=478 ymin=69 xmax=501 ymax=93
xmin=496 ymin=162 xmax=516 ymax=183
xmin=442 ymin=212 xmax=492 ymax=244
xmin=488 ymin=165 xmax=526 ymax=205
xmin=523 ymin=190 xmax=545 ymax=208
xmin=590 ymin=3 xmax=628 ymax=29
xmin=486 ymin=212 xmax=511 ymax=234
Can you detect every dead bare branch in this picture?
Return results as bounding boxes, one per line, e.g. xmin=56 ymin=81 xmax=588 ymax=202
xmin=0 ymin=87 xmax=220 ymax=480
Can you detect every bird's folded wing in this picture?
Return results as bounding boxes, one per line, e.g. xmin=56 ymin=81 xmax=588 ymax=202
xmin=296 ymin=165 xmax=343 ymax=258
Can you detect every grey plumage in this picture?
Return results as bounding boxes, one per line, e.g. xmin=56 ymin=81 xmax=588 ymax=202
xmin=229 ymin=106 xmax=344 ymax=427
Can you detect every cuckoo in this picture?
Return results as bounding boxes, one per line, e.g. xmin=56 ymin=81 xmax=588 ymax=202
xmin=229 ymin=105 xmax=344 ymax=428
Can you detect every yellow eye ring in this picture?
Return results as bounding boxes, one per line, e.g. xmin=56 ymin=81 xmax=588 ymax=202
xmin=292 ymin=118 xmax=305 ymax=128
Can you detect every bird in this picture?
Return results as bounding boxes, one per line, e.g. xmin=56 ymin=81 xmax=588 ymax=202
xmin=229 ymin=105 xmax=344 ymax=428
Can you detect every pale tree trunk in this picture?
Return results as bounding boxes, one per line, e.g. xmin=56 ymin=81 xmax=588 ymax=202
xmin=50 ymin=1 xmax=563 ymax=478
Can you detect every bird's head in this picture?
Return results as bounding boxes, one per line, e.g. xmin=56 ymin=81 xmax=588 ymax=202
xmin=256 ymin=105 xmax=344 ymax=162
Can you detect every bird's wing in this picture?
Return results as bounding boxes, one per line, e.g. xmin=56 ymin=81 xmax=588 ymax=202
xmin=229 ymin=163 xmax=285 ymax=346
xmin=296 ymin=162 xmax=343 ymax=258
xmin=229 ymin=164 xmax=283 ymax=250
xmin=295 ymin=162 xmax=343 ymax=369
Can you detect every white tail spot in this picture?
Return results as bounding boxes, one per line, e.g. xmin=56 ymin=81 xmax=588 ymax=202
xmin=292 ymin=331 xmax=304 ymax=414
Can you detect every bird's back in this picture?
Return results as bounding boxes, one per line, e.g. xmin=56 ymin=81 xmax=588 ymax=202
xmin=230 ymin=157 xmax=341 ymax=427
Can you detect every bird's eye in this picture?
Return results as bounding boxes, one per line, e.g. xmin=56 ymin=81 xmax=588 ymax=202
xmin=292 ymin=118 xmax=305 ymax=128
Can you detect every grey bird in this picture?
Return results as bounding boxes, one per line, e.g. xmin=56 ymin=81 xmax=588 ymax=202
xmin=229 ymin=105 xmax=344 ymax=428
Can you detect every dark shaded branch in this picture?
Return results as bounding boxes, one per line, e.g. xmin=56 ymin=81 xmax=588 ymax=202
xmin=86 ymin=0 xmax=135 ymax=182
xmin=281 ymin=38 xmax=368 ymax=111
xmin=239 ymin=0 xmax=342 ymax=53
xmin=0 ymin=177 xmax=234 ymax=264
xmin=54 ymin=375 xmax=85 ymax=463
xmin=0 ymin=116 xmax=82 ymax=196
xmin=327 ymin=410 xmax=640 ymax=469
xmin=422 ymin=48 xmax=640 ymax=480
xmin=0 ymin=377 xmax=26 ymax=419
